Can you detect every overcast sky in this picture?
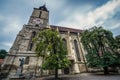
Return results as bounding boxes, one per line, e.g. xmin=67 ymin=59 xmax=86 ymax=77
xmin=0 ymin=0 xmax=120 ymax=51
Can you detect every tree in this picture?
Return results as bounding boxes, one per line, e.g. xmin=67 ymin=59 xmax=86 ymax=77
xmin=33 ymin=29 xmax=70 ymax=79
xmin=0 ymin=49 xmax=7 ymax=59
xmin=81 ymin=27 xmax=119 ymax=74
xmin=114 ymin=35 xmax=120 ymax=67
xmin=115 ymin=35 xmax=120 ymax=50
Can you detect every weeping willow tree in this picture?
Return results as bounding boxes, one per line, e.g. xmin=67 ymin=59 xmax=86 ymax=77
xmin=81 ymin=27 xmax=119 ymax=74
xmin=33 ymin=29 xmax=70 ymax=79
xmin=115 ymin=35 xmax=120 ymax=51
xmin=115 ymin=35 xmax=120 ymax=66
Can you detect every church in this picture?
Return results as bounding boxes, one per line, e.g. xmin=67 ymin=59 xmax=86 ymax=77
xmin=3 ymin=5 xmax=88 ymax=76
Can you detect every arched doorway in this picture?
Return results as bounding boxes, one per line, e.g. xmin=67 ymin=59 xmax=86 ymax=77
xmin=64 ymin=67 xmax=70 ymax=74
xmin=63 ymin=60 xmax=74 ymax=74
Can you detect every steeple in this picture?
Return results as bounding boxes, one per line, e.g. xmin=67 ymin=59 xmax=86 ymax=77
xmin=39 ymin=4 xmax=48 ymax=12
xmin=28 ymin=5 xmax=49 ymax=26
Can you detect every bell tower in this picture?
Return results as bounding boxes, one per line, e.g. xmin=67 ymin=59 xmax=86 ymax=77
xmin=28 ymin=5 xmax=49 ymax=26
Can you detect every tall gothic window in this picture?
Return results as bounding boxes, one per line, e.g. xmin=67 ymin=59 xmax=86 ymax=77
xmin=32 ymin=31 xmax=36 ymax=38
xmin=62 ymin=38 xmax=67 ymax=49
xmin=29 ymin=43 xmax=33 ymax=51
xmin=24 ymin=56 xmax=29 ymax=64
xmin=74 ymin=40 xmax=81 ymax=61
xmin=29 ymin=31 xmax=36 ymax=51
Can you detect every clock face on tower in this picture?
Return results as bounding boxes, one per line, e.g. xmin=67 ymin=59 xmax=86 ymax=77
xmin=33 ymin=18 xmax=43 ymax=24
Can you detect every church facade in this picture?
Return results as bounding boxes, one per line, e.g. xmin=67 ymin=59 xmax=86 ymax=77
xmin=3 ymin=5 xmax=88 ymax=75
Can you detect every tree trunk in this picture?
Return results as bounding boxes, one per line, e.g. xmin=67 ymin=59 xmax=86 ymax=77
xmin=40 ymin=57 xmax=44 ymax=76
xmin=55 ymin=68 xmax=58 ymax=79
xmin=103 ymin=67 xmax=109 ymax=74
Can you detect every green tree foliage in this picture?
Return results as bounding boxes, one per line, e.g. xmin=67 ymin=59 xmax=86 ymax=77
xmin=81 ymin=27 xmax=120 ymax=74
xmin=115 ymin=35 xmax=120 ymax=49
xmin=115 ymin=35 xmax=120 ymax=66
xmin=0 ymin=49 xmax=7 ymax=59
xmin=33 ymin=29 xmax=70 ymax=79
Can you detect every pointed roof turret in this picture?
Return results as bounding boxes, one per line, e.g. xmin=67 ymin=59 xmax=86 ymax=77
xmin=39 ymin=4 xmax=48 ymax=12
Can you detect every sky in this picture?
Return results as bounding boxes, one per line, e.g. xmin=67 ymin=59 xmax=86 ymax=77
xmin=0 ymin=0 xmax=120 ymax=51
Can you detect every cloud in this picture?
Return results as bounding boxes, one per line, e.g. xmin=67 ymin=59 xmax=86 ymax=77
xmin=0 ymin=42 xmax=12 ymax=51
xmin=1 ymin=42 xmax=12 ymax=48
xmin=0 ymin=14 xmax=22 ymax=51
xmin=112 ymin=23 xmax=120 ymax=29
xmin=3 ymin=18 xmax=21 ymax=34
xmin=111 ymin=26 xmax=120 ymax=36
xmin=24 ymin=0 xmax=66 ymax=11
xmin=0 ymin=15 xmax=22 ymax=37
xmin=57 ymin=0 xmax=120 ymax=30
xmin=105 ymin=18 xmax=120 ymax=30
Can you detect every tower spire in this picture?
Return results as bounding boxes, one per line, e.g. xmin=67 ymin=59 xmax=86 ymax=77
xmin=44 ymin=2 xmax=46 ymax=7
xmin=39 ymin=4 xmax=48 ymax=12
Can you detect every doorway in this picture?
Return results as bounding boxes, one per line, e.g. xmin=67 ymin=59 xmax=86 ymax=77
xmin=64 ymin=67 xmax=70 ymax=74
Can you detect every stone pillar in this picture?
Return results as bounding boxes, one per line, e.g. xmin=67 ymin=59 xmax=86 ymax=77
xmin=77 ymin=33 xmax=88 ymax=72
xmin=67 ymin=31 xmax=71 ymax=55
xmin=117 ymin=67 xmax=120 ymax=74
xmin=77 ymin=33 xmax=84 ymax=62
xmin=74 ymin=63 xmax=80 ymax=73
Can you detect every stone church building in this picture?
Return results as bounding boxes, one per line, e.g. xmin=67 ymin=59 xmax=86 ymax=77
xmin=3 ymin=5 xmax=88 ymax=75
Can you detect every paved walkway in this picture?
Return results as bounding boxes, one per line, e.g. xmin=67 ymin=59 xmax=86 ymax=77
xmin=38 ymin=73 xmax=120 ymax=80
xmin=1 ymin=73 xmax=120 ymax=80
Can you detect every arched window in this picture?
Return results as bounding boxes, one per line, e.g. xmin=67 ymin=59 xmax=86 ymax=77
xmin=62 ymin=38 xmax=67 ymax=49
xmin=32 ymin=31 xmax=36 ymax=38
xmin=29 ymin=43 xmax=33 ymax=51
xmin=39 ymin=11 xmax=42 ymax=18
xmin=29 ymin=31 xmax=36 ymax=51
xmin=74 ymin=40 xmax=81 ymax=61
xmin=24 ymin=56 xmax=29 ymax=64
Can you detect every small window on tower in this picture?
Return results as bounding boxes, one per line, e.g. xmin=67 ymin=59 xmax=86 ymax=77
xmin=39 ymin=11 xmax=42 ymax=18
xmin=24 ymin=56 xmax=29 ymax=64
xmin=35 ymin=24 xmax=39 ymax=27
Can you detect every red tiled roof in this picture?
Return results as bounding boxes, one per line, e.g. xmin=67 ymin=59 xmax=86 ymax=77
xmin=50 ymin=25 xmax=84 ymax=33
xmin=0 ymin=59 xmax=4 ymax=64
